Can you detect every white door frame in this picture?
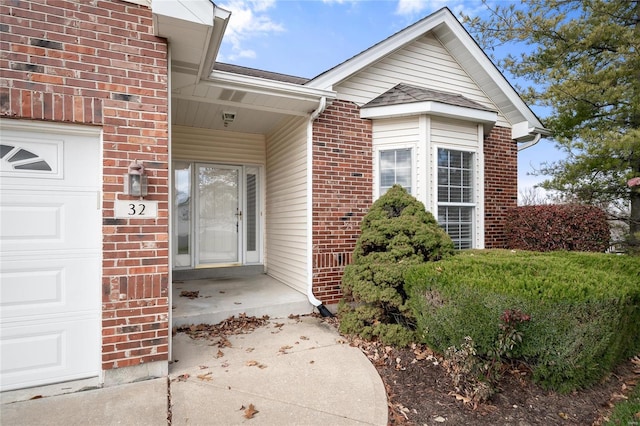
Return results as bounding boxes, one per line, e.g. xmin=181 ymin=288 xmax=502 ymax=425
xmin=172 ymin=161 xmax=263 ymax=269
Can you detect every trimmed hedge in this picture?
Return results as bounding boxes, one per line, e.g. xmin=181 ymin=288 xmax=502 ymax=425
xmin=505 ymin=204 xmax=610 ymax=252
xmin=406 ymin=250 xmax=640 ymax=392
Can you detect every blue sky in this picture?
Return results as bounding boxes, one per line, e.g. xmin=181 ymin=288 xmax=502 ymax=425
xmin=216 ymin=0 xmax=562 ymax=194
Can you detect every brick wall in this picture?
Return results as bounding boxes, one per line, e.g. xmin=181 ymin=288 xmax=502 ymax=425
xmin=484 ymin=126 xmax=518 ymax=248
xmin=312 ymin=100 xmax=373 ymax=305
xmin=1 ymin=0 xmax=170 ymax=371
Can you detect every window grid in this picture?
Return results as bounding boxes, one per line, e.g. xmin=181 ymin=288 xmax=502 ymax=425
xmin=437 ymin=148 xmax=474 ymax=249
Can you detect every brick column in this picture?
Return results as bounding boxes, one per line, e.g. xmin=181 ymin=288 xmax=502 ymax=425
xmin=484 ymin=126 xmax=518 ymax=248
xmin=312 ymin=101 xmax=373 ymax=305
xmin=1 ymin=0 xmax=170 ymax=373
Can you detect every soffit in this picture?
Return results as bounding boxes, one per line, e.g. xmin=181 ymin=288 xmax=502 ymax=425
xmin=172 ymin=68 xmax=334 ymax=133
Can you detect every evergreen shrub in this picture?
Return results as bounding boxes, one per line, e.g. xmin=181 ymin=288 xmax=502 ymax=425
xmin=406 ymin=250 xmax=640 ymax=392
xmin=505 ymin=204 xmax=610 ymax=252
xmin=338 ymin=185 xmax=455 ymax=346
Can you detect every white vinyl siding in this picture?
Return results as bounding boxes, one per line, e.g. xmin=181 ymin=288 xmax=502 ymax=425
xmin=172 ymin=125 xmax=266 ymax=164
xmin=336 ymin=33 xmax=509 ymax=128
xmin=265 ymin=117 xmax=308 ymax=294
xmin=431 ymin=116 xmax=479 ymax=149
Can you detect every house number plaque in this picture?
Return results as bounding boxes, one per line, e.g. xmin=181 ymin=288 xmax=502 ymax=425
xmin=115 ymin=200 xmax=158 ymax=219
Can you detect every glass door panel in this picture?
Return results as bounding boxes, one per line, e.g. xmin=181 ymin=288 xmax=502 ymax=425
xmin=196 ymin=164 xmax=241 ymax=265
xmin=245 ymin=166 xmax=260 ymax=264
xmin=173 ymin=162 xmax=191 ymax=268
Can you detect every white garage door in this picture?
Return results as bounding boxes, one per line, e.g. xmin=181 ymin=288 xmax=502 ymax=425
xmin=0 ymin=120 xmax=101 ymax=392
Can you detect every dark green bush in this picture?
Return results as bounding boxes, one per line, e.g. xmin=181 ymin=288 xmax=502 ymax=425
xmin=406 ymin=250 xmax=640 ymax=392
xmin=505 ymin=204 xmax=610 ymax=252
xmin=338 ymin=185 xmax=455 ymax=346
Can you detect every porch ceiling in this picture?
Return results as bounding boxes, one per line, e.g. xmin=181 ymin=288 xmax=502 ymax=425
xmin=171 ymin=70 xmax=335 ymax=134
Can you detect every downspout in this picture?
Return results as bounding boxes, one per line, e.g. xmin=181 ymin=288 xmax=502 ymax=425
xmin=306 ymin=96 xmax=333 ymax=317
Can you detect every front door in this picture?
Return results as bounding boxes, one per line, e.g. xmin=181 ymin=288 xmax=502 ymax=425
xmin=173 ymin=162 xmax=261 ymax=269
xmin=196 ymin=164 xmax=241 ymax=266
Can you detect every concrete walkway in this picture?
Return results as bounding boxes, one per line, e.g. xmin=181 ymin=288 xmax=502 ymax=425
xmin=1 ymin=317 xmax=388 ymax=425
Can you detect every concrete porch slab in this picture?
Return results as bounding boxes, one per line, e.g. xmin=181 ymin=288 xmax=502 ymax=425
xmin=172 ymin=274 xmax=313 ymax=327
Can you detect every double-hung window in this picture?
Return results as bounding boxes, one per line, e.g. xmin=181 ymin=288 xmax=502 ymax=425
xmin=437 ymin=148 xmax=474 ymax=249
xmin=379 ymin=148 xmax=412 ymax=195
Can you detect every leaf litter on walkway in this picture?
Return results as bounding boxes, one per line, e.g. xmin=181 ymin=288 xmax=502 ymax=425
xmin=174 ymin=313 xmax=270 ymax=347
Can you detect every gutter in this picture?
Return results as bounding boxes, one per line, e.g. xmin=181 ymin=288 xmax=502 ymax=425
xmin=306 ymin=96 xmax=333 ymax=317
xmin=512 ymin=121 xmax=550 ymax=152
xmin=517 ymin=132 xmax=542 ymax=151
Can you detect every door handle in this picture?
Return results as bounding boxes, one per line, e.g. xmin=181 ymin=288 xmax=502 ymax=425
xmin=235 ymin=210 xmax=243 ymax=219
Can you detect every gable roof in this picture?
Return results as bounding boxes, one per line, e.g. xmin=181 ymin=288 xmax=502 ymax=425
xmin=306 ymin=7 xmax=548 ymax=141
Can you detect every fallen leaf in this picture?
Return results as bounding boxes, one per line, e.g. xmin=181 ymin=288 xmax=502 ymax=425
xmin=246 ymin=347 xmax=255 ymax=352
xmin=175 ymin=374 xmax=189 ymax=382
xmin=244 ymin=403 xmax=259 ymax=419
xmin=300 ymin=336 xmax=309 ymax=340
xmin=246 ymin=360 xmax=259 ymax=366
xmin=449 ymin=392 xmax=471 ymax=404
xmin=197 ymin=372 xmax=212 ymax=381
xmin=199 ymin=365 xmax=208 ymax=369
xmin=558 ymin=412 xmax=569 ymax=420
xmin=218 ymin=337 xmax=231 ymax=348
xmin=279 ymin=345 xmax=293 ymax=354
xmin=29 ymin=395 xmax=43 ymax=400
xmin=179 ymin=290 xmax=199 ymax=299
xmin=274 ymin=322 xmax=285 ymax=329
xmin=434 ymin=415 xmax=446 ymax=423
xmin=215 ymin=350 xmax=224 ymax=358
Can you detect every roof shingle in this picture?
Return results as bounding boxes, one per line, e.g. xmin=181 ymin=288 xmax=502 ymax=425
xmin=363 ymin=83 xmax=495 ymax=112
xmin=213 ymin=62 xmax=310 ymax=85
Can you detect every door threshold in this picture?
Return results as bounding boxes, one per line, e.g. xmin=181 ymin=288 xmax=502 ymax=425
xmin=196 ymin=263 xmax=242 ymax=269
xmin=173 ymin=265 xmax=265 ymax=281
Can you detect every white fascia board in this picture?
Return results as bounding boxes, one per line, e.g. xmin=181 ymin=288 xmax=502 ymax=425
xmin=124 ymin=0 xmax=151 ymax=7
xmin=152 ymin=1 xmax=231 ymax=80
xmin=152 ymin=0 xmax=216 ymax=27
xmin=208 ymin=70 xmax=336 ymax=102
xmin=361 ymin=101 xmax=497 ymax=133
xmin=306 ymin=9 xmax=450 ymax=90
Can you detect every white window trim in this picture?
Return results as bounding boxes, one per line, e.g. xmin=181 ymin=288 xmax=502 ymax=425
xmin=373 ymin=143 xmax=417 ymax=200
xmin=433 ymin=144 xmax=483 ymax=249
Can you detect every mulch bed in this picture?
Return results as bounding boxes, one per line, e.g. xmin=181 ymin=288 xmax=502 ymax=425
xmin=356 ymin=338 xmax=639 ymax=425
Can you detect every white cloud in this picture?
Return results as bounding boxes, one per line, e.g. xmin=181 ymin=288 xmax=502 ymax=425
xmin=395 ymin=0 xmax=430 ymax=16
xmin=219 ymin=0 xmax=284 ymax=62
xmin=395 ymin=0 xmax=485 ymax=20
